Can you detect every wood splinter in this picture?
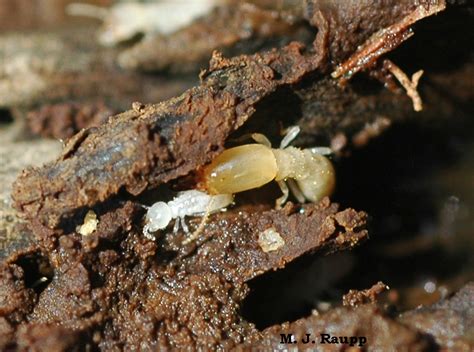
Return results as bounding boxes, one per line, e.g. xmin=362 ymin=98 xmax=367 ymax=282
xmin=384 ymin=59 xmax=424 ymax=112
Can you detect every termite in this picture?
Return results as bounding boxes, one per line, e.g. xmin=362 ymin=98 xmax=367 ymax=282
xmin=198 ymin=126 xmax=336 ymax=208
xmin=143 ymin=190 xmax=232 ymax=241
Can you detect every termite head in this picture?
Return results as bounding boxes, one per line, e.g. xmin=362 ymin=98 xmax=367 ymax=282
xmin=146 ymin=202 xmax=172 ymax=232
xmin=295 ymin=151 xmax=336 ymax=203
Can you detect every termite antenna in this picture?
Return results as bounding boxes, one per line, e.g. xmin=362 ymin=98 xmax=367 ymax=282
xmin=143 ymin=224 xmax=155 ymax=240
xmin=182 ymin=197 xmax=215 ymax=245
xmin=310 ymin=146 xmax=333 ymax=156
xmin=251 ymin=133 xmax=272 ymax=147
xmin=280 ymin=125 xmax=300 ymax=149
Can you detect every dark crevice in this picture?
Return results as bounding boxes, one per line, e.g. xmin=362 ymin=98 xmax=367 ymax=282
xmin=15 ymin=253 xmax=54 ymax=295
xmin=231 ymin=86 xmax=303 ymax=145
xmin=241 ymin=252 xmax=354 ymax=329
xmin=332 ymin=117 xmax=474 ymax=309
xmin=0 ymin=108 xmax=14 ymax=125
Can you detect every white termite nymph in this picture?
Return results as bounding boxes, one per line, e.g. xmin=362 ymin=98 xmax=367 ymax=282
xmin=199 ymin=126 xmax=336 ymax=208
xmin=143 ymin=190 xmax=233 ymax=241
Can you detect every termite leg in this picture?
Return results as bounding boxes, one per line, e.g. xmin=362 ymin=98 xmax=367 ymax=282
xmin=143 ymin=224 xmax=155 ymax=240
xmin=310 ymin=147 xmax=333 ymax=156
xmin=181 ymin=217 xmax=190 ymax=234
xmin=251 ymin=133 xmax=272 ymax=147
xmin=280 ymin=126 xmax=301 ymax=149
xmin=287 ymin=178 xmax=306 ymax=203
xmin=276 ymin=180 xmax=289 ymax=208
xmin=173 ymin=218 xmax=180 ymax=233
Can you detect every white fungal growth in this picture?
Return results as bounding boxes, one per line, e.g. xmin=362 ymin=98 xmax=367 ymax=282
xmin=78 ymin=210 xmax=99 ymax=236
xmin=258 ymin=227 xmax=285 ymax=252
xmin=143 ymin=190 xmax=233 ymax=240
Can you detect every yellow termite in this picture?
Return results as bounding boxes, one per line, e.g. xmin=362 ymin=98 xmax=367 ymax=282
xmin=199 ymin=126 xmax=336 ymax=207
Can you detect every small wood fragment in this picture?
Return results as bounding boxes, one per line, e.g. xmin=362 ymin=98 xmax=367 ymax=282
xmin=384 ymin=59 xmax=424 ymax=112
xmin=78 ymin=210 xmax=98 ymax=236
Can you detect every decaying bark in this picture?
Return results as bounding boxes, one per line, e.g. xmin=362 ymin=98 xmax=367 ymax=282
xmin=342 ymin=281 xmax=390 ymax=307
xmin=330 ymin=1 xmax=445 ymax=81
xmin=27 ymin=101 xmax=116 ymax=140
xmin=245 ymin=305 xmax=435 ymax=351
xmin=12 ymin=42 xmax=321 ymax=228
xmin=400 ymin=282 xmax=474 ymax=351
xmin=174 ymin=199 xmax=367 ymax=283
xmin=0 ymin=29 xmax=195 ymax=113
xmin=0 ymin=140 xmax=61 ymax=261
xmin=241 ymin=282 xmax=474 ymax=350
xmin=12 ymin=1 xmax=452 ymax=229
xmin=118 ymin=2 xmax=313 ymax=73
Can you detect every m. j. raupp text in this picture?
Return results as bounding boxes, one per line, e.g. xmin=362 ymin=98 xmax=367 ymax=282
xmin=280 ymin=333 xmax=367 ymax=347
